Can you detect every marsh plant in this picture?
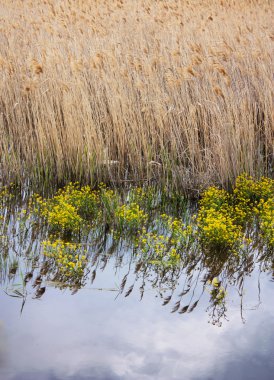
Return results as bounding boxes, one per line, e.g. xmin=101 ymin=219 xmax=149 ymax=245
xmin=0 ymin=0 xmax=273 ymax=190
xmin=0 ymin=174 xmax=273 ymax=324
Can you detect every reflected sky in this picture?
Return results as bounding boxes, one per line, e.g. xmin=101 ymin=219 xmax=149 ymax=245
xmin=1 ymin=261 xmax=274 ymax=380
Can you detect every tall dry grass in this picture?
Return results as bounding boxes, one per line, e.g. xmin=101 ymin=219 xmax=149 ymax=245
xmin=0 ymin=0 xmax=273 ymax=192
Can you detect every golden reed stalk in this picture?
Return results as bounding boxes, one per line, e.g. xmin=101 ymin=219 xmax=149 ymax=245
xmin=0 ymin=0 xmax=273 ymax=191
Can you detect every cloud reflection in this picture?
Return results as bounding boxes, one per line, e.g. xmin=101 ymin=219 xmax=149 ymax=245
xmin=1 ymin=268 xmax=274 ymax=380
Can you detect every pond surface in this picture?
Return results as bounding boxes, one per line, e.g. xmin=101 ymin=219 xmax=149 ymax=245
xmin=1 ymin=250 xmax=274 ymax=379
xmin=0 ymin=183 xmax=274 ymax=380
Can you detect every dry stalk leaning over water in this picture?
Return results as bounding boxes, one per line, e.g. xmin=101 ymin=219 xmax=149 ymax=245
xmin=0 ymin=0 xmax=273 ymax=191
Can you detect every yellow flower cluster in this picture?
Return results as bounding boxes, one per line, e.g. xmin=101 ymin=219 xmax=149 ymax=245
xmin=197 ymin=174 xmax=274 ymax=251
xmin=53 ymin=183 xmax=99 ymax=219
xmin=199 ymin=210 xmax=242 ymax=248
xmin=234 ymin=174 xmax=273 ymax=201
xmin=233 ymin=173 xmax=274 ymax=224
xmin=115 ymin=202 xmax=148 ymax=230
xmin=33 ymin=182 xmax=99 ymax=232
xmin=199 ymin=187 xmax=231 ymax=213
xmin=233 ymin=174 xmax=274 ymax=248
xmin=197 ymin=187 xmax=242 ymax=250
xmin=42 ymin=239 xmax=87 ymax=280
xmin=47 ymin=202 xmax=83 ymax=231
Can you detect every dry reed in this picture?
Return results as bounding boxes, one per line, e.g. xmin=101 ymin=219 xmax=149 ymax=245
xmin=0 ymin=0 xmax=273 ymax=192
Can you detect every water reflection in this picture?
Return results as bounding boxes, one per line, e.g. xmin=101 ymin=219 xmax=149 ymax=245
xmin=0 ymin=196 xmax=274 ymax=379
xmin=1 ymin=266 xmax=274 ymax=380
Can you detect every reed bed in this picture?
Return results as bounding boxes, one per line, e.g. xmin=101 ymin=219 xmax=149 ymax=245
xmin=0 ymin=0 xmax=273 ymax=192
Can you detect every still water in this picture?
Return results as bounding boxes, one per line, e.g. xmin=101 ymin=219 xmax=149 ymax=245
xmin=0 ymin=192 xmax=274 ymax=380
xmin=1 ymin=253 xmax=274 ymax=379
